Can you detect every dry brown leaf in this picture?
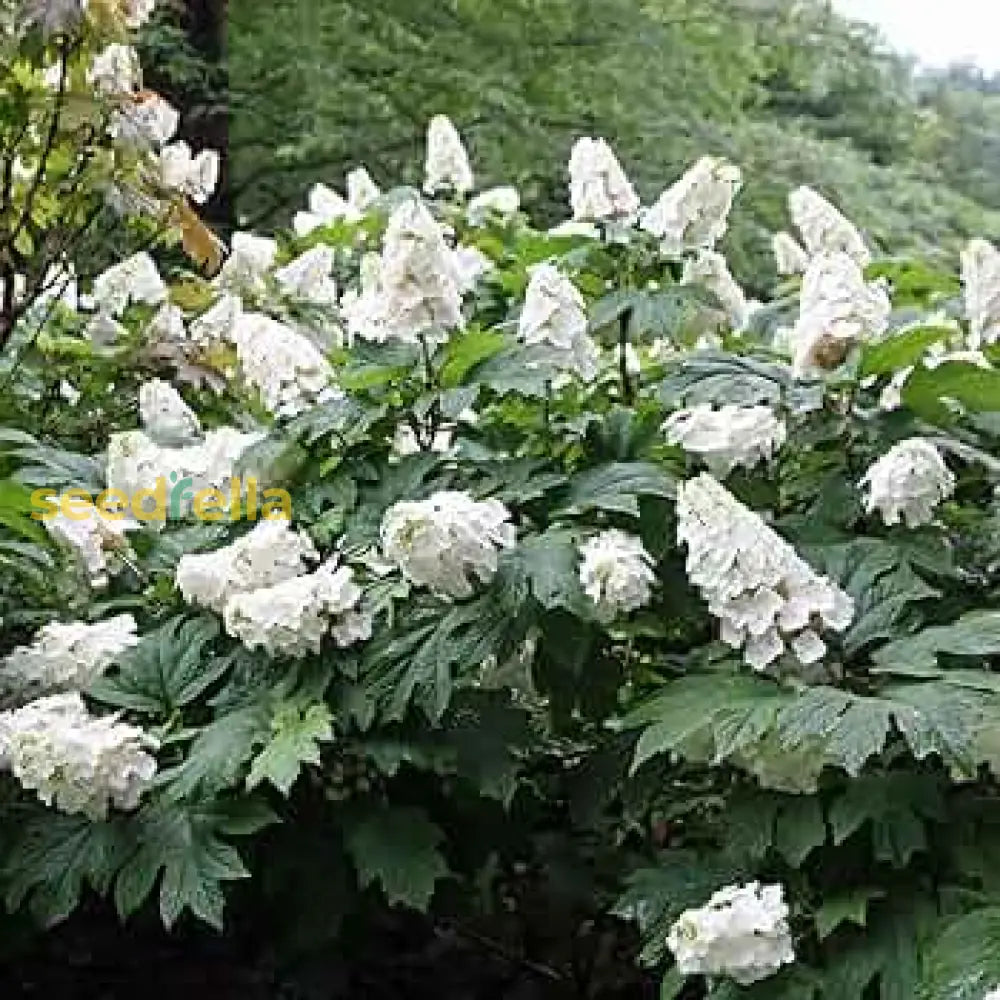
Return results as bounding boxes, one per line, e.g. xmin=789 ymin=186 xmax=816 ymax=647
xmin=173 ymin=201 xmax=225 ymax=277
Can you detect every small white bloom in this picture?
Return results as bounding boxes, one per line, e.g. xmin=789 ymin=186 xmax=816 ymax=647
xmin=962 ymin=238 xmax=1000 ymax=348
xmin=176 ymin=518 xmax=319 ymax=615
xmin=189 ymin=293 xmax=242 ymax=346
xmin=664 ymin=405 xmax=786 ymax=476
xmin=293 ymin=182 xmax=358 ymax=236
xmin=91 ymin=251 xmax=166 ymax=317
xmin=340 ymin=253 xmax=389 ymax=344
xmin=110 ymin=93 xmax=178 ymax=146
xmin=790 ymin=252 xmax=891 ymax=377
xmin=568 ymin=137 xmax=640 ymax=223
xmin=44 ymin=502 xmax=137 ymax=588
xmin=467 ymin=186 xmax=520 ymax=226
xmin=275 ymin=245 xmax=338 ymax=306
xmin=223 ymin=556 xmax=368 ymax=657
xmin=682 ymin=249 xmax=751 ymax=331
xmin=346 ymin=166 xmax=381 ymax=212
xmin=772 ymin=231 xmax=809 ymax=276
xmin=392 ymin=423 xmax=455 ymax=457
xmin=59 ymin=380 xmax=81 ymax=405
xmin=139 ymin=378 xmax=202 ymax=445
xmin=579 ymin=530 xmax=655 ymax=618
xmin=451 ymin=244 xmax=494 ymax=294
xmin=87 ymin=43 xmax=139 ymax=95
xmin=648 ymin=338 xmax=680 ymax=365
xmin=148 ymin=301 xmax=188 ymax=344
xmin=0 ymin=692 xmax=158 ymax=819
xmin=547 ymin=220 xmax=601 ymax=240
xmin=641 ymin=157 xmax=742 ymax=255
xmin=424 ymin=115 xmax=474 ymax=196
xmin=789 ymin=186 xmax=870 ymax=267
xmin=1 ymin=615 xmax=139 ymax=694
xmin=159 ymin=141 xmax=219 ymax=204
xmin=677 ymin=474 xmax=854 ymax=671
xmin=379 ymin=199 xmax=464 ymax=344
xmin=519 ymin=263 xmax=599 ymax=381
xmin=218 ymin=232 xmax=278 ymax=290
xmin=123 ymin=0 xmax=156 ymax=29
xmin=861 ymin=438 xmax=955 ymax=528
xmin=925 ymin=344 xmax=990 ymax=370
xmin=983 ymin=987 xmax=1000 ymax=1000
xmin=667 ymin=882 xmax=795 ymax=986
xmin=381 ymin=491 xmax=515 ymax=598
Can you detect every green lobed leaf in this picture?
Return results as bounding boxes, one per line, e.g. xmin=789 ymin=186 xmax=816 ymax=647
xmin=558 ymin=461 xmax=674 ymax=517
xmin=246 ymin=702 xmax=334 ymax=795
xmin=89 ymin=615 xmax=227 ymax=717
xmin=344 ymin=806 xmax=449 ymax=911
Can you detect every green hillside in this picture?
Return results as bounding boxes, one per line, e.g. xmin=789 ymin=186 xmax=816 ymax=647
xmin=228 ymin=0 xmax=1000 ymax=291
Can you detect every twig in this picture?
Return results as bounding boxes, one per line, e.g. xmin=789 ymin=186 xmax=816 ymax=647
xmin=619 ymin=308 xmax=634 ymax=405
xmin=437 ymin=920 xmax=566 ymax=983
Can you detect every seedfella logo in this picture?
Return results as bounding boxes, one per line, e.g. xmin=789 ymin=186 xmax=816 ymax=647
xmin=31 ymin=472 xmax=293 ymax=523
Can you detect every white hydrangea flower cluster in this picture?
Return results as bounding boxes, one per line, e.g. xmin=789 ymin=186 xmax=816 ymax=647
xmin=44 ymin=502 xmax=137 ymax=588
xmin=860 ymin=438 xmax=955 ymax=528
xmin=677 ymin=474 xmax=854 ymax=671
xmin=664 ymin=405 xmax=786 ymax=477
xmin=984 ymin=987 xmax=1000 ymax=1000
xmin=467 ymin=186 xmax=520 ymax=226
xmin=1 ymin=615 xmax=139 ymax=695
xmin=789 ymin=251 xmax=891 ymax=377
xmin=378 ymin=199 xmax=464 ymax=345
xmin=788 ymin=186 xmax=870 ymax=267
xmin=139 ymin=378 xmax=202 ymax=445
xmin=568 ymin=137 xmax=640 ymax=223
xmin=641 ymin=156 xmax=742 ymax=256
xmin=231 ymin=312 xmax=338 ymax=417
xmin=381 ymin=491 xmax=515 ymax=599
xmin=175 ymin=518 xmax=319 ymax=615
xmin=222 ymin=556 xmax=370 ymax=657
xmin=681 ymin=250 xmax=752 ymax=331
xmin=274 ymin=245 xmax=338 ymax=306
xmin=91 ymin=251 xmax=166 ymax=317
xmin=961 ymin=238 xmax=1000 ymax=348
xmin=772 ymin=231 xmax=809 ymax=276
xmin=578 ymin=530 xmax=655 ymax=618
xmin=0 ymin=692 xmax=157 ymax=819
xmin=666 ymin=882 xmax=795 ymax=986
xmin=159 ymin=141 xmax=219 ymax=205
xmin=518 ymin=263 xmax=599 ymax=381
xmin=424 ymin=115 xmax=475 ymax=196
xmin=106 ymin=426 xmax=265 ymax=519
xmin=87 ymin=43 xmax=139 ymax=95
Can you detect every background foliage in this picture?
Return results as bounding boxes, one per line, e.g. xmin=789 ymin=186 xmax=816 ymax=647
xmin=226 ymin=0 xmax=1000 ymax=296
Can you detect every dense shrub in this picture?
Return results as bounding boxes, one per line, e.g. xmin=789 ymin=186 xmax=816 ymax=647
xmin=9 ymin=5 xmax=1000 ymax=998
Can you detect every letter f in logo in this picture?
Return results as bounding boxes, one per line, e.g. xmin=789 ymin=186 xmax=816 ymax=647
xmin=169 ymin=473 xmax=194 ymax=518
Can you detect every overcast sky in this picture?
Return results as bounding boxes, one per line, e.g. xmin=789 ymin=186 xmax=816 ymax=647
xmin=833 ymin=0 xmax=1000 ymax=71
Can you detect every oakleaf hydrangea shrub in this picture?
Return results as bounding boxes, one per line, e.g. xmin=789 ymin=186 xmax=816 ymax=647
xmin=7 ymin=11 xmax=1000 ymax=996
